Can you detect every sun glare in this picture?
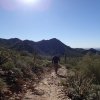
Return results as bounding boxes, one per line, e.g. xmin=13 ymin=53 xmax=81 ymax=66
xmin=22 ymin=0 xmax=37 ymax=4
xmin=14 ymin=0 xmax=52 ymax=11
xmin=18 ymin=0 xmax=40 ymax=6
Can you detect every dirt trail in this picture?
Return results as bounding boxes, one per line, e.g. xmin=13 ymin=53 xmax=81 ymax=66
xmin=23 ymin=66 xmax=70 ymax=100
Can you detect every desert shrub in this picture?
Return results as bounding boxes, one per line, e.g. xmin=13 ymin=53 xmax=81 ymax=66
xmin=77 ymin=54 xmax=100 ymax=84
xmin=0 ymin=51 xmax=8 ymax=66
xmin=15 ymin=59 xmax=28 ymax=69
xmin=2 ymin=61 xmax=15 ymax=70
xmin=20 ymin=51 xmax=31 ymax=56
xmin=61 ymin=56 xmax=82 ymax=68
xmin=64 ymin=70 xmax=99 ymax=100
xmin=36 ymin=59 xmax=50 ymax=68
xmin=12 ymin=68 xmax=23 ymax=78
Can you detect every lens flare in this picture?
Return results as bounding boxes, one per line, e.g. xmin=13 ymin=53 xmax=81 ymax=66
xmin=19 ymin=0 xmax=39 ymax=5
xmin=0 ymin=0 xmax=52 ymax=11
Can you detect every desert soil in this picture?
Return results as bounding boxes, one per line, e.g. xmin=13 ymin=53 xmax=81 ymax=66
xmin=23 ymin=66 xmax=71 ymax=100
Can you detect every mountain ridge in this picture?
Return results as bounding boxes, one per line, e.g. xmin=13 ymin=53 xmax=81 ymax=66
xmin=0 ymin=38 xmax=99 ymax=56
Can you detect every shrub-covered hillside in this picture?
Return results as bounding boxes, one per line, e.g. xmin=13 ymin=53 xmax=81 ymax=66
xmin=0 ymin=47 xmax=51 ymax=99
xmin=61 ymin=54 xmax=100 ymax=100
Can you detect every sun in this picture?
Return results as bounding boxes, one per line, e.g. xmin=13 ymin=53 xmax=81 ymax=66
xmin=16 ymin=0 xmax=51 ymax=11
xmin=21 ymin=0 xmax=37 ymax=4
xmin=18 ymin=0 xmax=40 ymax=6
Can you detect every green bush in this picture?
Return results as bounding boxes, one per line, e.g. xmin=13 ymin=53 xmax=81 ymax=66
xmin=2 ymin=61 xmax=15 ymax=70
xmin=12 ymin=68 xmax=23 ymax=78
xmin=64 ymin=70 xmax=98 ymax=100
xmin=77 ymin=55 xmax=100 ymax=83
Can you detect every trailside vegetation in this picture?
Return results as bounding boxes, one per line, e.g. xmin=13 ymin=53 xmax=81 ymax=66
xmin=61 ymin=53 xmax=100 ymax=100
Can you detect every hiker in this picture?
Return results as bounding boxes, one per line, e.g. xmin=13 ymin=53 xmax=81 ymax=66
xmin=52 ymin=56 xmax=60 ymax=75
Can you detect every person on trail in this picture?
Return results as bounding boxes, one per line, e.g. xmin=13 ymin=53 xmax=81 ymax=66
xmin=52 ymin=56 xmax=60 ymax=75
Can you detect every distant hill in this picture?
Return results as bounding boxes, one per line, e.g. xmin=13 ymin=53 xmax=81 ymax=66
xmin=0 ymin=38 xmax=99 ymax=56
xmin=95 ymin=48 xmax=100 ymax=51
xmin=75 ymin=48 xmax=100 ymax=55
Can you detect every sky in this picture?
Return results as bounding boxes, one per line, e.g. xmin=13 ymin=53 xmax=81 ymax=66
xmin=0 ymin=0 xmax=100 ymax=48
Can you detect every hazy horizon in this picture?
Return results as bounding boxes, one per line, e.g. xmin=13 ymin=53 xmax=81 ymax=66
xmin=0 ymin=0 xmax=100 ymax=48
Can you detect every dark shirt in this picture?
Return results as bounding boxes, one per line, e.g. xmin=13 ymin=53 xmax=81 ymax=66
xmin=52 ymin=56 xmax=60 ymax=64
